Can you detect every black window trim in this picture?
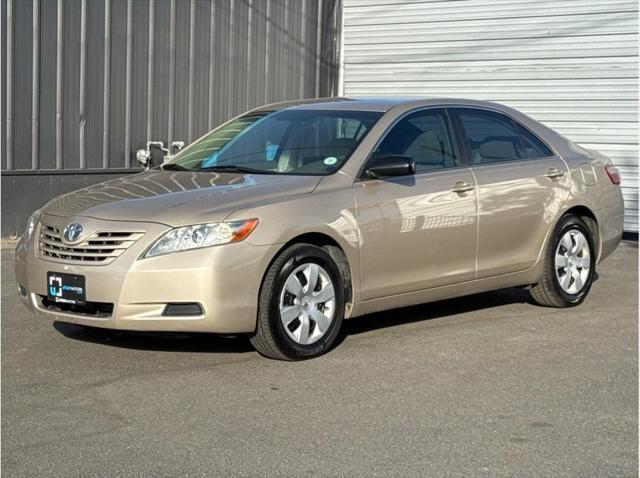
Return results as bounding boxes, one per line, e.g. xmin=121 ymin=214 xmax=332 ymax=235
xmin=448 ymin=106 xmax=559 ymax=168
xmin=356 ymin=106 xmax=464 ymax=181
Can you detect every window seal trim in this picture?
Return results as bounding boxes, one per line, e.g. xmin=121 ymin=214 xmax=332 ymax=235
xmin=458 ymin=155 xmax=561 ymax=169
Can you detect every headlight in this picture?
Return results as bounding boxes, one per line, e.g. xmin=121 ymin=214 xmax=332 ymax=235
xmin=25 ymin=210 xmax=41 ymax=238
xmin=143 ymin=219 xmax=259 ymax=258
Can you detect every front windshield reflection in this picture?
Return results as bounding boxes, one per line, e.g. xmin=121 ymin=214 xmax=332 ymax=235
xmin=167 ymin=109 xmax=383 ymax=176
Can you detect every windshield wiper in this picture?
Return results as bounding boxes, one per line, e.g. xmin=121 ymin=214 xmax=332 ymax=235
xmin=198 ymin=165 xmax=279 ymax=175
xmin=160 ymin=163 xmax=190 ymax=171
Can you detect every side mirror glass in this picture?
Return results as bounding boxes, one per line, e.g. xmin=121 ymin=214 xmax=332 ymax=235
xmin=365 ymin=155 xmax=415 ymax=179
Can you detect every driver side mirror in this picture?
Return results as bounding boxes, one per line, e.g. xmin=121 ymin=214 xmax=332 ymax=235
xmin=365 ymin=155 xmax=416 ymax=179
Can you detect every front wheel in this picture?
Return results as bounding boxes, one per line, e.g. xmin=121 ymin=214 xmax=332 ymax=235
xmin=250 ymin=244 xmax=345 ymax=360
xmin=530 ymin=214 xmax=596 ymax=307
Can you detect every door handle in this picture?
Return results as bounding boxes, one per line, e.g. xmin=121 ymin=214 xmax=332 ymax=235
xmin=546 ymin=168 xmax=565 ymax=180
xmin=452 ymin=181 xmax=474 ymax=194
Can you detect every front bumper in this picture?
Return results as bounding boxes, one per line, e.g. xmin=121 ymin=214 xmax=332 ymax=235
xmin=15 ymin=215 xmax=281 ymax=333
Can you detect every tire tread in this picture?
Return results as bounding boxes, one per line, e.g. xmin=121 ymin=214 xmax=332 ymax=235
xmin=249 ymin=246 xmax=296 ymax=360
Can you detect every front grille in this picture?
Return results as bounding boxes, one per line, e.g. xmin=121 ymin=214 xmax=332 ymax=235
xmin=39 ymin=295 xmax=114 ymax=318
xmin=39 ymin=224 xmax=143 ymax=264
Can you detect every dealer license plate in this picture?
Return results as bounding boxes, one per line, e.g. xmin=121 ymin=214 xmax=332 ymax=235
xmin=47 ymin=272 xmax=86 ymax=305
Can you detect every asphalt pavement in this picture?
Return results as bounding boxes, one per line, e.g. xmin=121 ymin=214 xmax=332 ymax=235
xmin=2 ymin=241 xmax=637 ymax=477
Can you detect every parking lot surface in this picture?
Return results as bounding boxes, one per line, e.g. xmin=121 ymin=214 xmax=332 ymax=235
xmin=2 ymin=242 xmax=637 ymax=477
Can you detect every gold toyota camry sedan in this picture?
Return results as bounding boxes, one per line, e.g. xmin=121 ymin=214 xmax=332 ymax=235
xmin=15 ymin=98 xmax=624 ymax=360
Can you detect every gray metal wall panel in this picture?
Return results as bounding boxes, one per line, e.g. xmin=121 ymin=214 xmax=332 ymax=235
xmin=306 ymin=0 xmax=320 ymax=96
xmin=269 ymin=0 xmax=286 ymax=103
xmin=173 ymin=0 xmax=190 ymax=145
xmin=2 ymin=0 xmax=339 ymax=172
xmin=130 ymin=0 xmax=150 ymax=167
xmin=151 ymin=0 xmax=171 ymax=142
xmin=230 ymin=0 xmax=249 ymax=117
xmin=85 ymin=0 xmax=106 ymax=170
xmin=247 ymin=0 xmax=266 ymax=109
xmin=109 ymin=0 xmax=128 ymax=169
xmin=284 ymin=0 xmax=301 ymax=100
xmin=38 ymin=0 xmax=58 ymax=170
xmin=191 ymin=0 xmax=211 ymax=142
xmin=1 ymin=0 xmax=6 ymax=168
xmin=12 ymin=0 xmax=33 ymax=170
xmin=343 ymin=0 xmax=639 ymax=232
xmin=61 ymin=0 xmax=81 ymax=170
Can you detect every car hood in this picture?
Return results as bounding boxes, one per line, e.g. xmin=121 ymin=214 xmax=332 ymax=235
xmin=41 ymin=170 xmax=322 ymax=226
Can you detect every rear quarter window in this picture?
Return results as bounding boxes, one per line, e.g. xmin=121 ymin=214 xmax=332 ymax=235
xmin=516 ymin=123 xmax=554 ymax=158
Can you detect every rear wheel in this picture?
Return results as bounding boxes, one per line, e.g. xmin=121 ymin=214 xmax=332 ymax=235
xmin=250 ymin=244 xmax=345 ymax=360
xmin=530 ymin=214 xmax=596 ymax=307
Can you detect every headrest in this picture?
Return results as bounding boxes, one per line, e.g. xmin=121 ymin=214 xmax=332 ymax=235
xmin=479 ymin=140 xmax=517 ymax=161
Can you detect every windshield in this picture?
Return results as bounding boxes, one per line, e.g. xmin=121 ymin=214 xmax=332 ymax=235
xmin=166 ymin=109 xmax=383 ymax=175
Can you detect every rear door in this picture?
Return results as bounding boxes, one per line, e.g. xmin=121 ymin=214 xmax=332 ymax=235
xmin=451 ymin=107 xmax=569 ymax=278
xmin=354 ymin=108 xmax=477 ymax=300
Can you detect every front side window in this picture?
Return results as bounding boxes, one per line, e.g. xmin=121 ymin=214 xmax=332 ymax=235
xmin=372 ymin=109 xmax=458 ymax=173
xmin=166 ymin=109 xmax=383 ymax=175
xmin=454 ymin=108 xmax=525 ymax=164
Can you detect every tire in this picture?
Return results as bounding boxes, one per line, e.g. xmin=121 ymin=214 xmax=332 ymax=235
xmin=530 ymin=214 xmax=596 ymax=307
xmin=250 ymin=243 xmax=346 ymax=360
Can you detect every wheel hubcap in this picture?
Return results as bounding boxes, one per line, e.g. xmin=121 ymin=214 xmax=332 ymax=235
xmin=279 ymin=263 xmax=336 ymax=345
xmin=555 ymin=229 xmax=591 ymax=295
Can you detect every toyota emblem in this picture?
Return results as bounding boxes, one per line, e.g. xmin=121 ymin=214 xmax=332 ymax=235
xmin=63 ymin=223 xmax=84 ymax=243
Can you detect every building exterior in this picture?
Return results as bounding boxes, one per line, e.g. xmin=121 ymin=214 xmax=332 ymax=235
xmin=1 ymin=0 xmax=341 ymax=236
xmin=2 ymin=0 xmax=638 ymax=234
xmin=342 ymin=0 xmax=639 ymax=231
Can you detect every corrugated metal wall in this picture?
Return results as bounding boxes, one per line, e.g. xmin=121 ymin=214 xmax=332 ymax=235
xmin=1 ymin=0 xmax=341 ymax=172
xmin=1 ymin=0 xmax=341 ymax=236
xmin=342 ymin=0 xmax=639 ymax=232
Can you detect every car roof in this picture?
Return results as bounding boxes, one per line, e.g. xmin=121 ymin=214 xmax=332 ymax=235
xmin=252 ymin=96 xmax=509 ymax=113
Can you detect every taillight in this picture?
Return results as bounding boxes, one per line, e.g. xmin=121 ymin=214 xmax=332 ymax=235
xmin=605 ymin=164 xmax=621 ymax=185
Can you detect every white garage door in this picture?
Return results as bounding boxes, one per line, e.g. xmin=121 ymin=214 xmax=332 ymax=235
xmin=342 ymin=0 xmax=639 ymax=231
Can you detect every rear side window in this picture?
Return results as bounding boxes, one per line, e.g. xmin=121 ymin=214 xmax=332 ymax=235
xmin=516 ymin=123 xmax=554 ymax=158
xmin=374 ymin=109 xmax=458 ymax=173
xmin=454 ymin=108 xmax=525 ymax=164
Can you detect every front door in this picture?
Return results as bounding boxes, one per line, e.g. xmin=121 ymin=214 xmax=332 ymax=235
xmin=354 ymin=108 xmax=477 ymax=300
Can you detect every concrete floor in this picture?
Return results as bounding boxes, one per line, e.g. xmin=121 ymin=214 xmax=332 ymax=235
xmin=2 ymin=242 xmax=637 ymax=477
